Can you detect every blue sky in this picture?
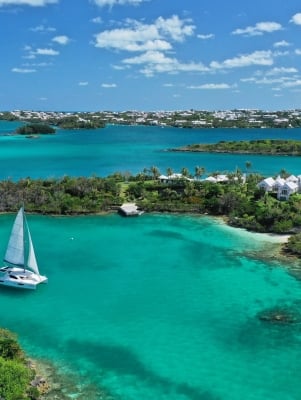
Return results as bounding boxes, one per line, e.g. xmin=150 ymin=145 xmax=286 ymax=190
xmin=1 ymin=0 xmax=301 ymax=111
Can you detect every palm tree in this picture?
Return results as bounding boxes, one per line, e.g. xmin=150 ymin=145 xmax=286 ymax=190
xmin=166 ymin=167 xmax=173 ymax=178
xmin=195 ymin=166 xmax=205 ymax=180
xmin=150 ymin=166 xmax=160 ymax=180
xmin=245 ymin=161 xmax=252 ymax=174
xmin=181 ymin=167 xmax=190 ymax=178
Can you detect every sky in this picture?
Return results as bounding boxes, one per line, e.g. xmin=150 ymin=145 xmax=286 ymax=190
xmin=1 ymin=0 xmax=301 ymax=111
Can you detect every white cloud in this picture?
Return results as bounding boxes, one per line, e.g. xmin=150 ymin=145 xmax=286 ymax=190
xmin=295 ymin=49 xmax=301 ymax=55
xmin=290 ymin=13 xmax=301 ymax=25
xmin=34 ymin=48 xmax=59 ymax=55
xmin=0 ymin=0 xmax=57 ymax=6
xmin=155 ymin=15 xmax=195 ymax=42
xmin=79 ymin=81 xmax=88 ymax=86
xmin=210 ymin=50 xmax=273 ymax=69
xmin=94 ymin=15 xmax=195 ymax=52
xmin=122 ymin=50 xmax=208 ymax=76
xmin=22 ymin=62 xmax=52 ymax=67
xmin=281 ymin=79 xmax=301 ymax=88
xmin=30 ymin=24 xmax=56 ymax=32
xmin=91 ymin=16 xmax=102 ymax=24
xmin=232 ymin=21 xmax=282 ymax=36
xmin=101 ymin=83 xmax=117 ymax=88
xmin=93 ymin=0 xmax=146 ymax=6
xmin=273 ymin=40 xmax=291 ymax=47
xmin=266 ymin=67 xmax=298 ymax=76
xmin=187 ymin=83 xmax=232 ymax=89
xmin=11 ymin=67 xmax=36 ymax=73
xmin=197 ymin=33 xmax=215 ymax=40
xmin=52 ymin=35 xmax=70 ymax=45
xmin=273 ymin=50 xmax=289 ymax=57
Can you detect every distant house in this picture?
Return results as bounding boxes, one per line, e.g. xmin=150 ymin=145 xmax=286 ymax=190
xmin=277 ymin=181 xmax=299 ymax=201
xmin=258 ymin=177 xmax=275 ymax=192
xmin=158 ymin=173 xmax=190 ymax=184
xmin=215 ymin=174 xmax=229 ymax=182
xmin=204 ymin=176 xmax=217 ymax=183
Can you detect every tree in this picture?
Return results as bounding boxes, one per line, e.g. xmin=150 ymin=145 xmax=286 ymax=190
xmin=245 ymin=161 xmax=252 ymax=173
xmin=166 ymin=167 xmax=173 ymax=178
xmin=195 ymin=166 xmax=205 ymax=180
xmin=181 ymin=167 xmax=190 ymax=178
xmin=150 ymin=166 xmax=160 ymax=180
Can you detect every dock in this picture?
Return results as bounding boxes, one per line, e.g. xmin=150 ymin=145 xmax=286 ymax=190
xmin=119 ymin=203 xmax=144 ymax=216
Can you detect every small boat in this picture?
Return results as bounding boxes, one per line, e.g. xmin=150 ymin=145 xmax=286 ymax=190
xmin=0 ymin=207 xmax=48 ymax=290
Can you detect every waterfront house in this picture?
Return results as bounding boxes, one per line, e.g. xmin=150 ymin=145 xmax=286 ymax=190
xmin=258 ymin=177 xmax=275 ymax=192
xmin=158 ymin=173 xmax=190 ymax=184
xmin=274 ymin=176 xmax=286 ymax=190
xmin=277 ymin=181 xmax=299 ymax=201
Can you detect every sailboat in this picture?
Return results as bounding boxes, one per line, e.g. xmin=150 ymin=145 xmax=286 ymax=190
xmin=0 ymin=207 xmax=48 ymax=290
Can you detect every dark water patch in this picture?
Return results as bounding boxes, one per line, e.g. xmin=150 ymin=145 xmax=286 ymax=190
xmin=148 ymin=229 xmax=185 ymax=241
xmin=257 ymin=305 xmax=301 ymax=325
xmin=65 ymin=339 xmax=219 ymax=400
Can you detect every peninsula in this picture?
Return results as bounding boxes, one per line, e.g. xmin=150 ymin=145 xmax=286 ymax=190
xmin=170 ymin=139 xmax=301 ymax=156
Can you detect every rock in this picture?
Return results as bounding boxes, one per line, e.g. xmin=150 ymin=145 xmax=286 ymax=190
xmin=257 ymin=307 xmax=300 ymax=324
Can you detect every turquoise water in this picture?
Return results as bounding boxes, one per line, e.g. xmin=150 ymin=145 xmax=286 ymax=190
xmin=1 ymin=121 xmax=301 ymax=399
xmin=0 ymin=213 xmax=301 ymax=400
xmin=0 ymin=121 xmax=301 ymax=179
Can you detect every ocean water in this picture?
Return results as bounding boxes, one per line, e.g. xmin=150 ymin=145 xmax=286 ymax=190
xmin=0 ymin=213 xmax=301 ymax=400
xmin=1 ymin=121 xmax=301 ymax=399
xmin=0 ymin=121 xmax=301 ymax=179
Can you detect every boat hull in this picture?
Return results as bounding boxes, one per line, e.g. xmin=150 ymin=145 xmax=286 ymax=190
xmin=0 ymin=267 xmax=48 ymax=290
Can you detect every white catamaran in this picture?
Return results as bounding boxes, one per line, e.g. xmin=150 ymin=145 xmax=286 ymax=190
xmin=0 ymin=207 xmax=48 ymax=290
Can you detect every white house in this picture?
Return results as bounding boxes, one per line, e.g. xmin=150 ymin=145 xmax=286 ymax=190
xmin=274 ymin=175 xmax=285 ymax=190
xmin=204 ymin=176 xmax=217 ymax=183
xmin=277 ymin=181 xmax=299 ymax=201
xmin=258 ymin=177 xmax=275 ymax=192
xmin=158 ymin=173 xmax=189 ymax=184
xmin=286 ymin=174 xmax=298 ymax=184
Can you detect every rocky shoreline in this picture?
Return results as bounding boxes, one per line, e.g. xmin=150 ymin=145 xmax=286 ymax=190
xmin=29 ymin=358 xmax=114 ymax=400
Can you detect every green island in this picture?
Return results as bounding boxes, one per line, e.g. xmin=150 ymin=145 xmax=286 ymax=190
xmin=15 ymin=123 xmax=56 ymax=136
xmin=0 ymin=170 xmax=301 ymax=258
xmin=171 ymin=139 xmax=301 ymax=155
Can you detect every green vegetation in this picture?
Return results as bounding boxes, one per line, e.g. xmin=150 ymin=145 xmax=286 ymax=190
xmin=52 ymin=116 xmax=105 ymax=130
xmin=285 ymin=234 xmax=301 ymax=256
xmin=1 ymin=170 xmax=301 ymax=257
xmin=15 ymin=123 xmax=55 ymax=135
xmin=0 ymin=328 xmax=40 ymax=400
xmin=173 ymin=139 xmax=301 ymax=155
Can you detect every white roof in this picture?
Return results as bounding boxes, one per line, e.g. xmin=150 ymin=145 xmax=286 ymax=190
xmin=286 ymin=174 xmax=298 ymax=182
xmin=216 ymin=174 xmax=229 ymax=182
xmin=283 ymin=181 xmax=298 ymax=190
xmin=275 ymin=176 xmax=285 ymax=185
xmin=205 ymin=176 xmax=217 ymax=182
xmin=262 ymin=177 xmax=275 ymax=186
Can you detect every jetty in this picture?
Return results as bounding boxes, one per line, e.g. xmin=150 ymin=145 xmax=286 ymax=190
xmin=119 ymin=203 xmax=144 ymax=216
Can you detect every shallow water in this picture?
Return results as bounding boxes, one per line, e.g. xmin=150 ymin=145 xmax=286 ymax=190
xmin=0 ymin=213 xmax=300 ymax=400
